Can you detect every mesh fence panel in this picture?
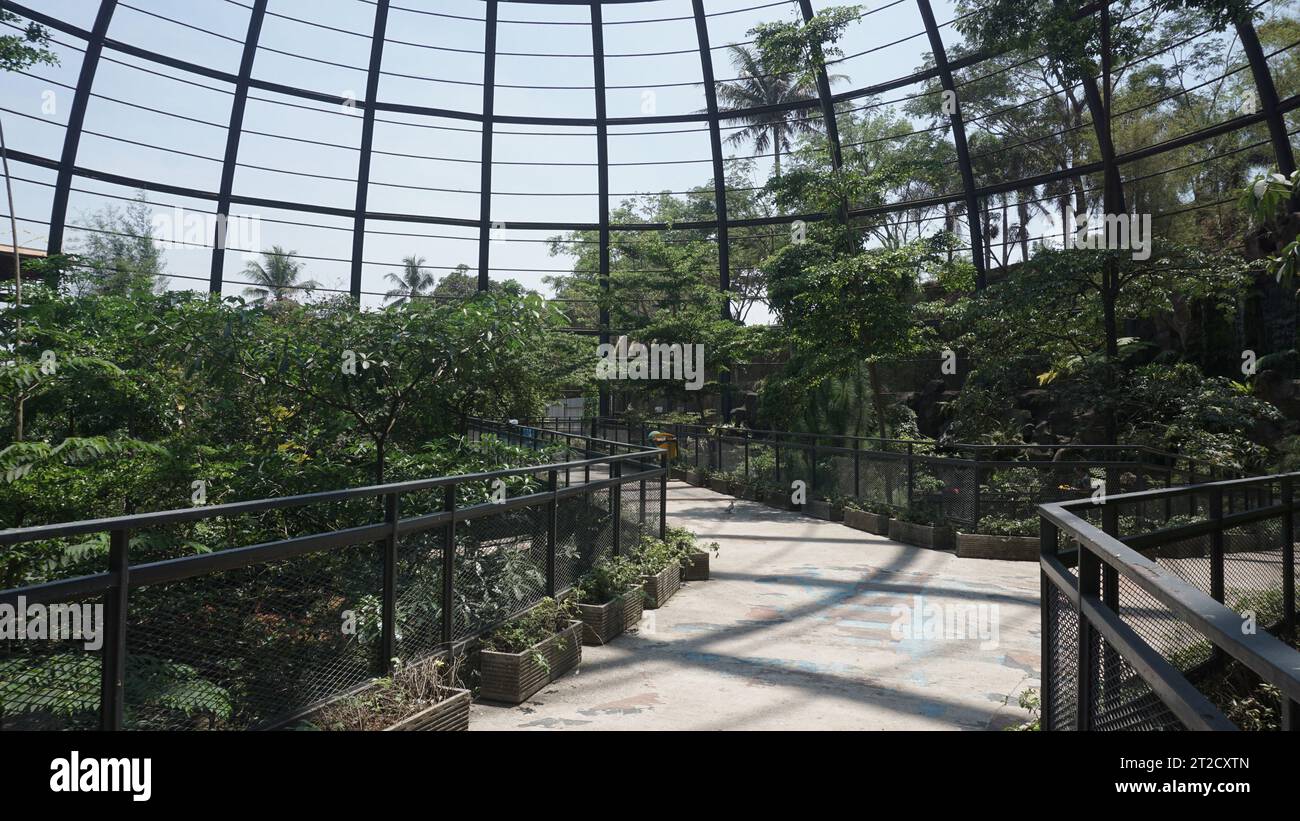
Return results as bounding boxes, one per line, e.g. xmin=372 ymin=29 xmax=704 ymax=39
xmin=394 ymin=526 xmax=444 ymax=664
xmin=451 ymin=505 xmax=548 ymax=641
xmin=0 ymin=593 xmax=104 ymax=730
xmin=1089 ymin=629 xmax=1186 ymax=731
xmin=1047 ymin=583 xmax=1078 ymax=731
xmin=125 ymin=544 xmax=381 ymax=730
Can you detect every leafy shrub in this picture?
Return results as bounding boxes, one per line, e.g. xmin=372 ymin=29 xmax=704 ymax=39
xmin=480 ymin=597 xmax=579 ymax=655
xmin=575 ymin=555 xmax=644 ymax=605
xmin=974 ymin=514 xmax=1037 ymax=537
xmin=632 ymin=526 xmax=718 ymax=575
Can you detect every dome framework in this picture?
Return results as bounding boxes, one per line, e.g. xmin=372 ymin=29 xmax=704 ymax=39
xmin=3 ymin=0 xmax=1298 ymax=308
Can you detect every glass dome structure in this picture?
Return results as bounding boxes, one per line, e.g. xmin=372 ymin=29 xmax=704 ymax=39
xmin=1 ymin=0 xmax=1297 ymax=318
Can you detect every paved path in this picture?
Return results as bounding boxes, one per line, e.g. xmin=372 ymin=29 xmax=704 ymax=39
xmin=470 ymin=482 xmax=1041 ymax=731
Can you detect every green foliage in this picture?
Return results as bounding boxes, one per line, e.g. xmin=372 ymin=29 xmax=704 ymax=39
xmin=0 ymin=653 xmax=232 ymax=729
xmin=1119 ymin=362 xmax=1279 ymax=469
xmin=0 ymin=10 xmax=56 ymax=71
xmin=67 ymin=194 xmax=165 ymax=297
xmin=631 ymin=527 xmax=718 ymax=576
xmin=575 ymin=555 xmax=644 ymax=605
xmin=480 ymin=597 xmax=579 ymax=655
xmin=748 ymin=5 xmax=862 ymax=87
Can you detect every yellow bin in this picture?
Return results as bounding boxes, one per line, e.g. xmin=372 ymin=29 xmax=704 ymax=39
xmin=648 ymin=431 xmax=678 ymax=461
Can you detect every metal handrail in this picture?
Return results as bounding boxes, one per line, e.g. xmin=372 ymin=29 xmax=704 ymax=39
xmin=1039 ymin=471 xmax=1300 ymax=731
xmin=0 ymin=420 xmax=668 ymax=731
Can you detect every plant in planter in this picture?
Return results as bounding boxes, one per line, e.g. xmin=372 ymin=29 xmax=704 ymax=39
xmin=956 ymin=514 xmax=1039 ymax=562
xmin=888 ymin=505 xmax=954 ymax=551
xmin=843 ymin=499 xmax=892 ymax=535
xmin=631 ymin=535 xmax=685 ymax=608
xmin=661 ymin=525 xmax=720 ymax=581
xmin=573 ymin=555 xmax=645 ymax=645
xmin=478 ymin=597 xmax=583 ymax=704
xmin=804 ymin=492 xmax=849 ymax=521
xmin=302 ymin=656 xmax=471 ymax=731
xmin=706 ymin=467 xmax=733 ymax=495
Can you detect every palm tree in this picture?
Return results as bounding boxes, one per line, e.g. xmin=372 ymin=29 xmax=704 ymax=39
xmin=241 ymin=246 xmax=319 ymax=304
xmin=384 ymin=254 xmax=435 ymax=306
xmin=715 ymin=45 xmax=831 ymax=178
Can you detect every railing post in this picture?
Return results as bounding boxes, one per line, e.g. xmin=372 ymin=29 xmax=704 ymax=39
xmin=100 ymin=528 xmax=129 ymax=731
xmin=1284 ymin=475 xmax=1296 ymax=633
xmin=906 ymin=442 xmax=915 ymax=509
xmin=440 ymin=484 xmax=456 ymax=644
xmin=546 ymin=470 xmax=558 ymax=597
xmin=972 ymin=456 xmax=982 ymax=531
xmin=810 ymin=442 xmax=818 ymax=497
xmin=744 ymin=432 xmax=750 ymax=484
xmin=853 ymin=438 xmax=860 ymax=500
xmin=1209 ymin=484 xmax=1224 ymax=604
xmin=612 ymin=460 xmax=623 ymax=556
xmin=380 ymin=491 xmax=399 ymax=674
xmin=660 ymin=449 xmax=668 ymax=540
xmin=1039 ymin=515 xmax=1057 ymax=731
xmin=716 ymin=427 xmax=724 ymax=474
xmin=775 ymin=441 xmax=782 ymax=487
xmin=1076 ymin=545 xmax=1099 ymax=732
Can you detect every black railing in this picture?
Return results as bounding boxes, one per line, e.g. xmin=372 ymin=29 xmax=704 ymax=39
xmin=1039 ymin=473 xmax=1300 ymax=730
xmin=0 ymin=422 xmax=666 ymax=731
xmin=529 ymin=417 xmax=1221 ymax=532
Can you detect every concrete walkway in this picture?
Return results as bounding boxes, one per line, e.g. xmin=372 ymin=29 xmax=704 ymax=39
xmin=470 ymin=482 xmax=1041 ymax=731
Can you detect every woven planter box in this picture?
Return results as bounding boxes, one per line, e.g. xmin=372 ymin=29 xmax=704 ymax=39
xmin=956 ymin=532 xmax=1038 ymax=562
xmin=669 ymin=466 xmax=688 ymax=481
xmin=680 ymin=550 xmax=710 ymax=581
xmin=384 ymin=688 xmax=472 ymax=732
xmin=641 ymin=562 xmax=682 ymax=609
xmin=685 ymin=469 xmax=704 ymax=486
xmin=708 ymin=477 xmax=732 ymax=494
xmin=478 ymin=620 xmax=583 ymax=704
xmin=804 ymin=500 xmax=844 ymax=521
xmin=577 ymin=591 xmax=644 ymax=646
xmin=888 ymin=519 xmax=955 ymax=551
xmin=844 ymin=509 xmax=889 ymax=535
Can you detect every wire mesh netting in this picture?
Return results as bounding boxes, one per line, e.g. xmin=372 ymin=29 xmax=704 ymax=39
xmin=125 ymin=544 xmax=382 ymax=730
xmin=452 ymin=505 xmax=549 ymax=641
xmin=1089 ymin=629 xmax=1187 ymax=731
xmin=0 ymin=593 xmax=105 ymax=731
xmin=1046 ymin=582 xmax=1078 ymax=731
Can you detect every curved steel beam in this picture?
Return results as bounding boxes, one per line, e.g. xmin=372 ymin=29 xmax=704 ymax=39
xmin=209 ymin=0 xmax=268 ymax=294
xmin=592 ymin=3 xmax=611 ymax=419
xmin=916 ymin=0 xmax=986 ymax=289
xmin=350 ymin=0 xmax=391 ymax=300
xmin=46 ymin=0 xmax=117 ymax=256
xmin=477 ymin=1 xmax=499 ymax=292
xmin=798 ymin=0 xmax=844 ymax=174
xmin=1237 ymin=16 xmax=1296 ymax=176
xmin=692 ymin=0 xmax=731 ymax=418
xmin=690 ymin=0 xmax=729 ymax=318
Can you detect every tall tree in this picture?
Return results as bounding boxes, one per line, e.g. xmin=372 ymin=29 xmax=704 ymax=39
xmin=240 ymin=246 xmax=319 ymax=304
xmin=715 ymin=45 xmax=826 ymax=179
xmin=384 ymin=254 xmax=435 ymax=306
